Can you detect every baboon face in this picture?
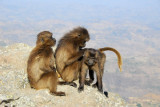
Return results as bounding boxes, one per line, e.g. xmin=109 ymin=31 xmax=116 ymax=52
xmin=71 ymin=27 xmax=90 ymax=49
xmin=84 ymin=50 xmax=98 ymax=66
xmin=37 ymin=31 xmax=56 ymax=46
xmin=78 ymin=31 xmax=90 ymax=48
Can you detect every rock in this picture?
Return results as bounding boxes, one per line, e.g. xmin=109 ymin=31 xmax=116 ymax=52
xmin=0 ymin=43 xmax=128 ymax=107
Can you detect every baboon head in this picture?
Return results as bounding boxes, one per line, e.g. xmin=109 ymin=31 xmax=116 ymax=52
xmin=69 ymin=27 xmax=90 ymax=49
xmin=84 ymin=49 xmax=98 ymax=66
xmin=36 ymin=31 xmax=56 ymax=46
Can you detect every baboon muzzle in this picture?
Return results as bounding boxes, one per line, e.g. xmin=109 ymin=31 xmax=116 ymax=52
xmin=88 ymin=59 xmax=94 ymax=65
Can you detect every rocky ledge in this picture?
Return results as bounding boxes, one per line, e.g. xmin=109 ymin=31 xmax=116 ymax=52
xmin=0 ymin=43 xmax=128 ymax=107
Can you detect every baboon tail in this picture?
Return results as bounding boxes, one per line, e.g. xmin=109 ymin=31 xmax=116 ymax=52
xmin=98 ymin=47 xmax=122 ymax=72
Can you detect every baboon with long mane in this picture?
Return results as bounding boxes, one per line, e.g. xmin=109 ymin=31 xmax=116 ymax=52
xmin=27 ymin=31 xmax=65 ymax=96
xmin=78 ymin=47 xmax=122 ymax=93
xmin=55 ymin=27 xmax=90 ymax=87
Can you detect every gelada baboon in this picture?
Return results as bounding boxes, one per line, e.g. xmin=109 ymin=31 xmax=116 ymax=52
xmin=27 ymin=31 xmax=65 ymax=96
xmin=78 ymin=47 xmax=122 ymax=93
xmin=55 ymin=27 xmax=90 ymax=87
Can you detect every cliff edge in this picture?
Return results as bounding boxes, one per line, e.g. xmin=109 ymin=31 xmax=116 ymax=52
xmin=0 ymin=43 xmax=127 ymax=107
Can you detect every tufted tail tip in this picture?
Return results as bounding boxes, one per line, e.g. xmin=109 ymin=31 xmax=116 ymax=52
xmin=119 ymin=65 xmax=122 ymax=72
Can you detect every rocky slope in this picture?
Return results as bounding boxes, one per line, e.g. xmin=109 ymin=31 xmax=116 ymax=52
xmin=0 ymin=43 xmax=127 ymax=107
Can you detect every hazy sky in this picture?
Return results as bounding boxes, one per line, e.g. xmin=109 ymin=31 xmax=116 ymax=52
xmin=0 ymin=0 xmax=160 ymax=56
xmin=1 ymin=0 xmax=160 ymax=23
xmin=1 ymin=0 xmax=160 ymax=99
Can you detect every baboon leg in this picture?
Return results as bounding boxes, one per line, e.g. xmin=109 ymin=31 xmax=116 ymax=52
xmin=92 ymin=69 xmax=103 ymax=89
xmin=78 ymin=64 xmax=88 ymax=92
xmin=92 ymin=65 xmax=103 ymax=93
xmin=85 ymin=70 xmax=94 ymax=86
xmin=93 ymin=62 xmax=104 ymax=90
xmin=49 ymin=74 xmax=66 ymax=96
xmin=38 ymin=72 xmax=65 ymax=96
xmin=93 ymin=68 xmax=104 ymax=88
xmin=96 ymin=70 xmax=103 ymax=93
xmin=99 ymin=53 xmax=105 ymax=79
xmin=60 ymin=61 xmax=82 ymax=88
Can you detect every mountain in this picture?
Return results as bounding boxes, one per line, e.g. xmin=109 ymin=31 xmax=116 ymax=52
xmin=102 ymin=54 xmax=160 ymax=98
xmin=128 ymin=93 xmax=160 ymax=107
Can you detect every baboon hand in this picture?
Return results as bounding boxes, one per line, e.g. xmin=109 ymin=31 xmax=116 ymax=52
xmin=50 ymin=66 xmax=56 ymax=72
xmin=79 ymin=49 xmax=86 ymax=55
xmin=85 ymin=80 xmax=92 ymax=86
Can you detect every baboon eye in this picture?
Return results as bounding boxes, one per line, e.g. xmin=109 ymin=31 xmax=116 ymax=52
xmin=41 ymin=38 xmax=44 ymax=42
xmin=78 ymin=34 xmax=81 ymax=37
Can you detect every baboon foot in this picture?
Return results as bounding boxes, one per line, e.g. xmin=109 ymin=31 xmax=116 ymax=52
xmin=51 ymin=91 xmax=66 ymax=96
xmin=58 ymin=81 xmax=77 ymax=88
xmin=78 ymin=86 xmax=84 ymax=92
xmin=98 ymin=88 xmax=103 ymax=93
xmin=85 ymin=79 xmax=93 ymax=86
xmin=69 ymin=82 xmax=77 ymax=88
xmin=104 ymin=91 xmax=108 ymax=98
xmin=92 ymin=83 xmax=97 ymax=88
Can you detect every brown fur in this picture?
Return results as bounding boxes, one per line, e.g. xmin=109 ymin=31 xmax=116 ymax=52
xmin=27 ymin=31 xmax=65 ymax=96
xmin=78 ymin=47 xmax=122 ymax=93
xmin=55 ymin=27 xmax=90 ymax=87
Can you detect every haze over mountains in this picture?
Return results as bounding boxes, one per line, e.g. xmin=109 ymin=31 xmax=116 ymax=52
xmin=0 ymin=0 xmax=160 ymax=55
xmin=0 ymin=0 xmax=160 ymax=104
